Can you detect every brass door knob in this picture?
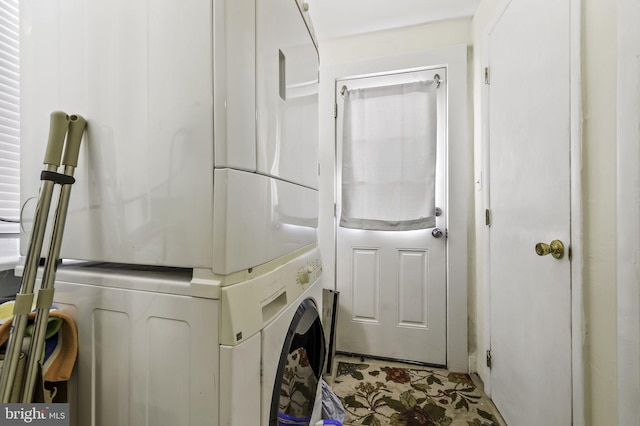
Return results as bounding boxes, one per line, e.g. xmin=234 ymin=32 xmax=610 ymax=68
xmin=535 ymin=239 xmax=565 ymax=259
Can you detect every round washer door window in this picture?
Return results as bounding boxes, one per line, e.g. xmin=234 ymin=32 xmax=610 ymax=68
xmin=269 ymin=298 xmax=326 ymax=426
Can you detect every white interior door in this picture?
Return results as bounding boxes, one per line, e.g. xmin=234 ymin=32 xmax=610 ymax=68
xmin=335 ymin=69 xmax=447 ymax=365
xmin=487 ymin=0 xmax=572 ymax=424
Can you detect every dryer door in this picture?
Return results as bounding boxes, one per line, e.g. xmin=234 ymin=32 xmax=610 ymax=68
xmin=269 ymin=298 xmax=325 ymax=426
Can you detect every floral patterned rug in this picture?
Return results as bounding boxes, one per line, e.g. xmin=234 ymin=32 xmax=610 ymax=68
xmin=330 ymin=358 xmax=503 ymax=426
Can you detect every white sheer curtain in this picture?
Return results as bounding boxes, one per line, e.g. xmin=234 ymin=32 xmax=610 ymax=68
xmin=340 ymin=80 xmax=438 ymax=231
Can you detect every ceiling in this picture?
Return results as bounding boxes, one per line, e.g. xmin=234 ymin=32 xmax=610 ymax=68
xmin=305 ymin=0 xmax=481 ymax=41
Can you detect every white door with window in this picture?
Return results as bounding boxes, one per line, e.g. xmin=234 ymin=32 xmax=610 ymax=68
xmin=335 ymin=69 xmax=447 ymax=365
xmin=487 ymin=0 xmax=573 ymax=424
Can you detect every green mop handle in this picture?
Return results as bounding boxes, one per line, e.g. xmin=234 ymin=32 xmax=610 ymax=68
xmin=0 ymin=111 xmax=70 ymax=403
xmin=43 ymin=111 xmax=70 ymax=166
xmin=61 ymin=114 xmax=86 ymax=167
xmin=21 ymin=114 xmax=87 ymax=403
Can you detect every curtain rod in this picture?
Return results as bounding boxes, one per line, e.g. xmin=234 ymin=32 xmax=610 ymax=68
xmin=340 ymin=74 xmax=443 ymax=98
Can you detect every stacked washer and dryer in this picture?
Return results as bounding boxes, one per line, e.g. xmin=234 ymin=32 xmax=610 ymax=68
xmin=18 ymin=0 xmax=325 ymax=425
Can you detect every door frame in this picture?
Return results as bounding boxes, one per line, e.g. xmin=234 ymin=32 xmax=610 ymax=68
xmin=319 ymin=44 xmax=469 ymax=372
xmin=481 ymin=0 xmax=584 ymax=423
xmin=617 ymin=0 xmax=640 ymax=422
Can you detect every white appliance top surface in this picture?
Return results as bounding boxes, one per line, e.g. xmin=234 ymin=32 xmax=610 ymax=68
xmin=28 ymin=245 xmax=321 ymax=304
xmin=43 ymin=261 xmax=196 ymax=297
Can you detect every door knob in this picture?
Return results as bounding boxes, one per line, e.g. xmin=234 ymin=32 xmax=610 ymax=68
xmin=432 ymin=228 xmax=444 ymax=239
xmin=535 ymin=239 xmax=565 ymax=259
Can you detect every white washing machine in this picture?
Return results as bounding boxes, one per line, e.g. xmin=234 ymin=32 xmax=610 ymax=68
xmin=34 ymin=246 xmax=324 ymax=426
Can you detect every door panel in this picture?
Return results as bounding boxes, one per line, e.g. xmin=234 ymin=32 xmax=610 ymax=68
xmin=488 ymin=0 xmax=572 ymax=424
xmin=351 ymin=248 xmax=379 ymax=322
xmin=335 ymin=69 xmax=447 ymax=365
xmin=398 ymin=250 xmax=428 ymax=327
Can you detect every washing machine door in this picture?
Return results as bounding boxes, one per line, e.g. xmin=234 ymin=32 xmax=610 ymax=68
xmin=269 ymin=298 xmax=325 ymax=426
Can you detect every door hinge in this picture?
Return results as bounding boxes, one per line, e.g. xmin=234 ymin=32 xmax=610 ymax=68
xmin=486 ymin=350 xmax=492 ymax=368
xmin=484 ymin=67 xmax=490 ymax=85
xmin=334 ymin=203 xmax=337 ymax=217
xmin=334 ymin=102 xmax=338 ymax=118
xmin=485 ymin=209 xmax=491 ymax=226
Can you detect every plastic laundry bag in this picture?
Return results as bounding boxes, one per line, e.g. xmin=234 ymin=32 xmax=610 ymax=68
xmin=277 ymin=413 xmax=311 ymax=425
xmin=321 ymin=380 xmax=346 ymax=424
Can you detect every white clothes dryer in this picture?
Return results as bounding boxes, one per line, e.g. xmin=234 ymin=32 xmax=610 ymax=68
xmin=19 ymin=0 xmax=320 ymax=275
xmin=35 ymin=246 xmax=324 ymax=426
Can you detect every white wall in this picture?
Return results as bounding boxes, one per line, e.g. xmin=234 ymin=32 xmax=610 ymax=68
xmin=470 ymin=0 xmax=501 ymax=383
xmin=582 ymin=0 xmax=618 ymax=423
xmin=318 ymin=19 xmax=472 ymax=66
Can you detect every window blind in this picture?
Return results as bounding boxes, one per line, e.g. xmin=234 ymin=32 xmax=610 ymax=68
xmin=0 ymin=0 xmax=19 ymax=234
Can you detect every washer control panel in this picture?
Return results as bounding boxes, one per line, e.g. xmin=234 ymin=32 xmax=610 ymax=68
xmin=220 ymin=247 xmax=323 ymax=346
xmin=297 ymin=257 xmax=322 ymax=286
